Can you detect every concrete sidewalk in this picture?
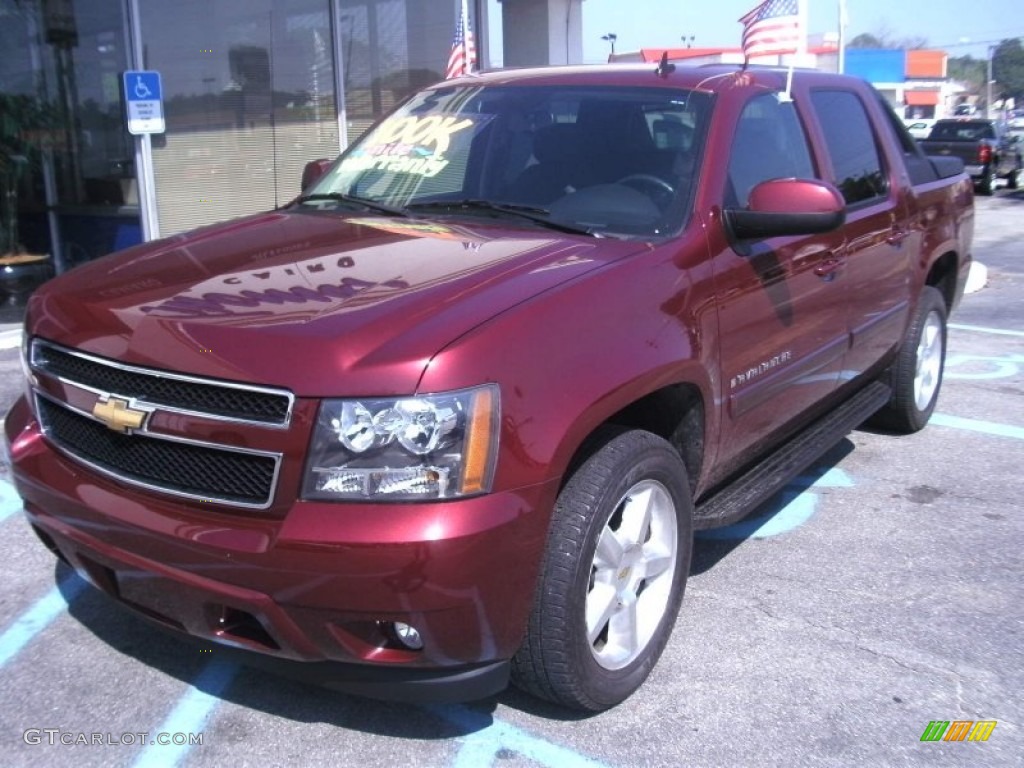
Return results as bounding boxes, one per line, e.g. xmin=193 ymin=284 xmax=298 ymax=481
xmin=0 ymin=328 xmax=20 ymax=350
xmin=0 ymin=294 xmax=27 ymax=346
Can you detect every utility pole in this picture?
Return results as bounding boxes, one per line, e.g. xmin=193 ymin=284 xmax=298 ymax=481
xmin=987 ymin=45 xmax=995 ymax=119
xmin=838 ymin=0 xmax=847 ymax=73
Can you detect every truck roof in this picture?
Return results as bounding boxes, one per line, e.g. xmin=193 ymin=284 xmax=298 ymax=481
xmin=436 ymin=63 xmax=866 ymax=95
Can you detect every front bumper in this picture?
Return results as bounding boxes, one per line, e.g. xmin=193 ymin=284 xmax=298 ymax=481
xmin=5 ymin=396 xmax=558 ymax=702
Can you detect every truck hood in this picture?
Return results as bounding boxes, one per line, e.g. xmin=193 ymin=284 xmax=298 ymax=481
xmin=28 ymin=210 xmax=642 ymax=396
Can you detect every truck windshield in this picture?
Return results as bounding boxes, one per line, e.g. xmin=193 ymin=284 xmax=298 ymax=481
xmin=302 ymin=84 xmax=712 ymax=238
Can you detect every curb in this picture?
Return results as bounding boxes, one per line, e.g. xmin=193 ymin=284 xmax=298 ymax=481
xmin=0 ymin=328 xmax=21 ymax=351
xmin=965 ymin=261 xmax=988 ymax=294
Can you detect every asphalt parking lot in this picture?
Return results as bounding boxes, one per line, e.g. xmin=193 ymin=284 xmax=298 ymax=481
xmin=0 ymin=188 xmax=1021 ymax=767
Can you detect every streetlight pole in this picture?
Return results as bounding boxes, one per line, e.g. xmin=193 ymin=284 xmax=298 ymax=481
xmin=987 ymin=45 xmax=995 ymax=119
xmin=601 ymin=33 xmax=617 ymax=57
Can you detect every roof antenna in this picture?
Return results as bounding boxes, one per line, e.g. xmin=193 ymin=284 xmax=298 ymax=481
xmin=655 ymin=51 xmax=675 ymax=78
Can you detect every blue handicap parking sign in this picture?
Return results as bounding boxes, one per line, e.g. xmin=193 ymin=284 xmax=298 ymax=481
xmin=123 ymin=70 xmax=165 ymax=134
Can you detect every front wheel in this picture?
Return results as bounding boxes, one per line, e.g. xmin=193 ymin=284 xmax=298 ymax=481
xmin=512 ymin=429 xmax=692 ymax=711
xmin=871 ymin=286 xmax=947 ymax=433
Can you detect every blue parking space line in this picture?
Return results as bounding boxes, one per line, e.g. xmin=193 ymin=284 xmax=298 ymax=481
xmin=698 ymin=467 xmax=853 ymax=541
xmin=0 ymin=574 xmax=87 ymax=669
xmin=434 ymin=705 xmax=611 ymax=768
xmin=949 ymin=323 xmax=1024 ymax=338
xmin=452 ymin=718 xmax=611 ymax=768
xmin=0 ymin=478 xmax=22 ymax=524
xmin=931 ymin=413 xmax=1024 ymax=441
xmin=132 ymin=659 xmax=237 ymax=768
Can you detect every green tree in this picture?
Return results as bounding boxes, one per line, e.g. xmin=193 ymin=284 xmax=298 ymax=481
xmin=948 ymin=56 xmax=985 ymax=92
xmin=848 ymin=33 xmax=885 ymax=49
xmin=1 ymin=93 xmax=58 ymax=256
xmin=992 ymin=38 xmax=1024 ymax=102
xmin=847 ymin=28 xmax=928 ymax=50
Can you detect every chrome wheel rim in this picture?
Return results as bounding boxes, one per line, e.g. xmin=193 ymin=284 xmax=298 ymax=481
xmin=586 ymin=479 xmax=678 ymax=670
xmin=914 ymin=311 xmax=944 ymax=411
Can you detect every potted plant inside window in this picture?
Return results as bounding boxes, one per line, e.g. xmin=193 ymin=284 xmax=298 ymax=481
xmin=0 ymin=92 xmax=56 ymax=299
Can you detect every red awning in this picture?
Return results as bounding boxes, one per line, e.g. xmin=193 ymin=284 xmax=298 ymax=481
xmin=905 ymin=90 xmax=939 ymax=106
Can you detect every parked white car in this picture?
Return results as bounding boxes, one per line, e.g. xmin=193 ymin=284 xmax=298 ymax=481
xmin=904 ymin=119 xmax=937 ymax=139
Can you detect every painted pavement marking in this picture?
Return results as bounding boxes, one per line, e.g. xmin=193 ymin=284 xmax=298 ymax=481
xmin=949 ymin=323 xmax=1024 ymax=338
xmin=132 ymin=660 xmax=238 ymax=768
xmin=432 ymin=705 xmax=611 ymax=768
xmin=0 ymin=574 xmax=88 ymax=669
xmin=930 ymin=413 xmax=1024 ymax=441
xmin=697 ymin=467 xmax=853 ymax=541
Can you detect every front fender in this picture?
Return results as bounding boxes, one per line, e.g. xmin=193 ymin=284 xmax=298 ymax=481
xmin=418 ymin=239 xmax=718 ymax=494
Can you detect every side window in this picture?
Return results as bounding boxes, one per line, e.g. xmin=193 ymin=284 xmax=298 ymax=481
xmin=810 ymin=90 xmax=888 ymax=205
xmin=873 ymin=90 xmax=938 ymax=186
xmin=727 ymin=94 xmax=815 ymax=207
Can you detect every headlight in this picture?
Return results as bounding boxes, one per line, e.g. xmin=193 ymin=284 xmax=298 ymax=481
xmin=302 ymin=384 xmax=499 ymax=501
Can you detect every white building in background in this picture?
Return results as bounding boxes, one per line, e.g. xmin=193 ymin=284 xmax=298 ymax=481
xmin=610 ymin=42 xmax=966 ymax=120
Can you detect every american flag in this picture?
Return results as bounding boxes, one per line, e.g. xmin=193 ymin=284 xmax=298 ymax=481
xmin=739 ymin=0 xmax=801 ymax=58
xmin=445 ymin=0 xmax=476 ymax=79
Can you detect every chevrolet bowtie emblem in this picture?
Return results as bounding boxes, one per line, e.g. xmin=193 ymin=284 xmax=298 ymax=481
xmin=92 ymin=397 xmax=146 ymax=433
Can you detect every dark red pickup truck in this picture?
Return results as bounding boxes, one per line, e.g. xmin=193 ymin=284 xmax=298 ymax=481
xmin=5 ymin=64 xmax=974 ymax=711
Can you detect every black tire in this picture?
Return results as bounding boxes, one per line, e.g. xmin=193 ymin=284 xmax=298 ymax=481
xmin=511 ymin=428 xmax=693 ymax=711
xmin=976 ymin=164 xmax=994 ymax=195
xmin=871 ymin=286 xmax=947 ymax=433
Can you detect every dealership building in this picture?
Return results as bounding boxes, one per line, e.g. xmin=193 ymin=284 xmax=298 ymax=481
xmin=0 ymin=0 xmax=585 ymax=272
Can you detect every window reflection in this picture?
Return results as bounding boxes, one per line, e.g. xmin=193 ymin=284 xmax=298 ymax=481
xmin=139 ymin=0 xmax=342 ymax=235
xmin=1 ymin=0 xmax=137 ymax=270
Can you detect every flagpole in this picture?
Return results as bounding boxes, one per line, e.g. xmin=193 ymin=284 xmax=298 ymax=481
xmin=838 ymin=0 xmax=847 ymax=73
xmin=797 ymin=0 xmax=808 ymax=59
xmin=782 ymin=0 xmax=807 ymax=101
xmin=461 ymin=0 xmax=472 ymax=74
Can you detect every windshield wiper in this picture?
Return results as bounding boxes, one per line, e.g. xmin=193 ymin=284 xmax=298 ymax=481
xmin=405 ymin=199 xmax=597 ymax=237
xmin=293 ymin=192 xmax=407 ymax=217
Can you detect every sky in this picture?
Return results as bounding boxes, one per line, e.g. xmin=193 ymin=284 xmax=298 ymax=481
xmin=579 ymin=0 xmax=1024 ymax=63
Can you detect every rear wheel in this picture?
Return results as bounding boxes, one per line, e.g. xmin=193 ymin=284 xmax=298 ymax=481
xmin=512 ymin=429 xmax=692 ymax=711
xmin=871 ymin=286 xmax=947 ymax=433
xmin=977 ymin=164 xmax=994 ymax=195
xmin=1007 ymin=158 xmax=1021 ymax=190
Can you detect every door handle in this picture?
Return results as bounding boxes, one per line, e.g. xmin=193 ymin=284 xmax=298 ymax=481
xmin=886 ymin=228 xmax=910 ymax=246
xmin=813 ymin=257 xmax=842 ymax=281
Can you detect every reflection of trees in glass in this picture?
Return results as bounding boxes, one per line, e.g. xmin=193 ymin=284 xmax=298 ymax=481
xmin=0 ymin=93 xmax=58 ymax=255
xmin=373 ymin=69 xmax=441 ymax=106
xmin=992 ymin=39 xmax=1024 ymax=102
xmin=949 ymin=56 xmax=986 ymax=96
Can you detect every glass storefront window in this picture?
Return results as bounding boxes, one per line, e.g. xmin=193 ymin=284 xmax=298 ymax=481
xmin=139 ymin=0 xmax=343 ymax=236
xmin=138 ymin=0 xmax=462 ymax=237
xmin=4 ymin=0 xmax=477 ymax=257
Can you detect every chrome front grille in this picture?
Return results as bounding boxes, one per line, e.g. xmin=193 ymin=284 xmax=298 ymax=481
xmin=31 ymin=340 xmax=293 ymax=426
xmin=36 ymin=396 xmax=279 ymax=507
xmin=29 ymin=339 xmax=291 ymax=509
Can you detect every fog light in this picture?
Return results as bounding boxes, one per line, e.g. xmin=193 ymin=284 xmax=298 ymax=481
xmin=392 ymin=621 xmax=424 ymax=650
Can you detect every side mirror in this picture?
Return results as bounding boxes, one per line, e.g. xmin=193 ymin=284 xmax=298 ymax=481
xmin=724 ymin=178 xmax=845 ymax=241
xmin=301 ymin=158 xmax=333 ymax=191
